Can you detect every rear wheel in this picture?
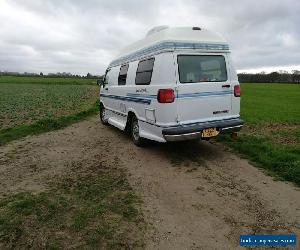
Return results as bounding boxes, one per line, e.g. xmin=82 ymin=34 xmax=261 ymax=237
xmin=131 ymin=116 xmax=145 ymax=146
xmin=100 ymin=104 xmax=108 ymax=125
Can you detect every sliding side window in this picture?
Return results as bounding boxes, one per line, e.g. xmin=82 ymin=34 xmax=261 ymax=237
xmin=135 ymin=58 xmax=155 ymax=85
xmin=118 ymin=64 xmax=129 ymax=85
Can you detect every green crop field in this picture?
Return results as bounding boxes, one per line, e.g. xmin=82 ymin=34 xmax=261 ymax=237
xmin=0 ymin=77 xmax=99 ymax=145
xmin=220 ymin=83 xmax=300 ymax=186
xmin=0 ymin=83 xmax=98 ymax=129
xmin=0 ymin=76 xmax=97 ymax=85
xmin=241 ymin=83 xmax=300 ymax=124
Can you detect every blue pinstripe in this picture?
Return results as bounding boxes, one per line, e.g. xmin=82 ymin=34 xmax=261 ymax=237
xmin=100 ymin=90 xmax=232 ymax=105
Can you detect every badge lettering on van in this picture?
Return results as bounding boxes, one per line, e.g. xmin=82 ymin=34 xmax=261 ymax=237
xmin=136 ymin=88 xmax=147 ymax=93
xmin=213 ymin=110 xmax=229 ymax=115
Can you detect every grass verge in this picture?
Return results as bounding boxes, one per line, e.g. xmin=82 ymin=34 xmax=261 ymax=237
xmin=0 ymin=161 xmax=145 ymax=249
xmin=218 ymin=133 xmax=300 ymax=187
xmin=0 ymin=101 xmax=99 ymax=146
xmin=218 ymin=83 xmax=300 ymax=187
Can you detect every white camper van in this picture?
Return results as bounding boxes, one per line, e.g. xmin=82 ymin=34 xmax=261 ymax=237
xmin=99 ymin=26 xmax=243 ymax=145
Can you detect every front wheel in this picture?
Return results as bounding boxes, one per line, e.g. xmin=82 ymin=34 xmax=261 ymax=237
xmin=100 ymin=104 xmax=108 ymax=125
xmin=131 ymin=116 xmax=145 ymax=146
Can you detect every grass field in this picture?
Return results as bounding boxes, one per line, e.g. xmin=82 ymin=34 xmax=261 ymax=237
xmin=0 ymin=83 xmax=98 ymax=129
xmin=0 ymin=76 xmax=97 ymax=85
xmin=0 ymin=161 xmax=145 ymax=249
xmin=0 ymin=77 xmax=145 ymax=249
xmin=241 ymin=83 xmax=300 ymax=124
xmin=219 ymin=83 xmax=300 ymax=186
xmin=0 ymin=77 xmax=99 ymax=145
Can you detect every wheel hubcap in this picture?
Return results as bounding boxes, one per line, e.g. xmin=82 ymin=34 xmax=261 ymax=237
xmin=101 ymin=108 xmax=106 ymax=121
xmin=132 ymin=120 xmax=139 ymax=140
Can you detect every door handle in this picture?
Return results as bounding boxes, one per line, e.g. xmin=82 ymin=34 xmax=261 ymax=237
xmin=222 ymin=84 xmax=230 ymax=88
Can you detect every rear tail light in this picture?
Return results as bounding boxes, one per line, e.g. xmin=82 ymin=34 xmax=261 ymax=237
xmin=234 ymin=85 xmax=241 ymax=97
xmin=157 ymin=89 xmax=175 ymax=103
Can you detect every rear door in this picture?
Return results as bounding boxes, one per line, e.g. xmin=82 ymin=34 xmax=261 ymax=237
xmin=175 ymin=53 xmax=232 ymax=124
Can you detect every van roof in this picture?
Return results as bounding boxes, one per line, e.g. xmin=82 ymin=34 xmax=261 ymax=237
xmin=109 ymin=26 xmax=229 ymax=68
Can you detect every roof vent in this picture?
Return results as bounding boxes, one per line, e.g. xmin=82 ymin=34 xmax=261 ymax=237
xmin=192 ymin=27 xmax=201 ymax=30
xmin=146 ymin=26 xmax=169 ymax=37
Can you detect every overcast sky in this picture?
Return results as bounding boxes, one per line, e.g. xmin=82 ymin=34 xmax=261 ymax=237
xmin=0 ymin=0 xmax=299 ymax=75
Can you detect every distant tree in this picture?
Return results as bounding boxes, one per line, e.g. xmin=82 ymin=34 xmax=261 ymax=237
xmin=269 ymin=72 xmax=280 ymax=82
xmin=86 ymin=72 xmax=92 ymax=78
xmin=292 ymin=70 xmax=300 ymax=83
xmin=40 ymin=72 xmax=43 ymax=76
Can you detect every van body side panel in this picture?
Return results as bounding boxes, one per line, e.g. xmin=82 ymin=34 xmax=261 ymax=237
xmin=101 ymin=65 xmax=138 ymax=129
xmin=148 ymin=53 xmax=178 ymax=126
xmin=101 ymin=67 xmax=122 ymax=123
xmin=133 ymin=53 xmax=177 ymax=142
xmin=104 ymin=62 xmax=140 ymax=128
xmin=101 ymin=53 xmax=177 ymax=141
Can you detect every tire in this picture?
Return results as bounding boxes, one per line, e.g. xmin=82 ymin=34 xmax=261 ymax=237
xmin=131 ymin=116 xmax=145 ymax=146
xmin=100 ymin=104 xmax=108 ymax=125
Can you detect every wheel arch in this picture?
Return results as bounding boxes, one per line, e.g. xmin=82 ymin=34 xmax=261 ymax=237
xmin=125 ymin=110 xmax=136 ymax=132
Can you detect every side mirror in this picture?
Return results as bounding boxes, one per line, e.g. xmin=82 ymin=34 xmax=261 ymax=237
xmin=97 ymin=79 xmax=104 ymax=86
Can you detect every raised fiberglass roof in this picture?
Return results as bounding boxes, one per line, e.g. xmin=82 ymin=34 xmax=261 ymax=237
xmin=109 ymin=26 xmax=229 ymax=68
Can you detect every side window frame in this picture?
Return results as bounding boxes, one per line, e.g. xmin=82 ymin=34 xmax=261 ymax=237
xmin=103 ymin=68 xmax=111 ymax=86
xmin=118 ymin=64 xmax=129 ymax=86
xmin=135 ymin=57 xmax=155 ymax=85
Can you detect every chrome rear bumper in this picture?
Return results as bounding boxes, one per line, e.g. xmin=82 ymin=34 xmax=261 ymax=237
xmin=162 ymin=118 xmax=243 ymax=142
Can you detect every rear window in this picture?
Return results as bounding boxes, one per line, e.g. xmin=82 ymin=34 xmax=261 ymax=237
xmin=177 ymin=55 xmax=227 ymax=83
xmin=135 ymin=58 xmax=155 ymax=85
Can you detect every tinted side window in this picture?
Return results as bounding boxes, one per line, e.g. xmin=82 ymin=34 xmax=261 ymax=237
xmin=135 ymin=58 xmax=154 ymax=85
xmin=118 ymin=64 xmax=129 ymax=85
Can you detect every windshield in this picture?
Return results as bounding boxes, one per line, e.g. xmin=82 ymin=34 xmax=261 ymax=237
xmin=177 ymin=55 xmax=227 ymax=83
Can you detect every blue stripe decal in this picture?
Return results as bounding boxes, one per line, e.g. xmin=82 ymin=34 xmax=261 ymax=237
xmin=100 ymin=94 xmax=152 ymax=105
xmin=109 ymin=41 xmax=230 ymax=67
xmin=100 ymin=91 xmax=232 ymax=104
xmin=127 ymin=93 xmax=157 ymax=99
xmin=127 ymin=91 xmax=232 ymax=99
xmin=106 ymin=107 xmax=127 ymax=117
xmin=178 ymin=90 xmax=233 ymax=98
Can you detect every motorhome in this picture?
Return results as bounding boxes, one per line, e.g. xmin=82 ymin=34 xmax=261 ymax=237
xmin=99 ymin=26 xmax=243 ymax=145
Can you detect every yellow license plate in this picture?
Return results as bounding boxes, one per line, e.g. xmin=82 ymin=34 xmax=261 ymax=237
xmin=201 ymin=128 xmax=219 ymax=138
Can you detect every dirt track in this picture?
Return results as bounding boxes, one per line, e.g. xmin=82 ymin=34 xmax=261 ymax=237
xmin=0 ymin=116 xmax=299 ymax=249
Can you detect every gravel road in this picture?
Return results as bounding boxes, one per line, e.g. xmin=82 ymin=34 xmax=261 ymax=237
xmin=0 ymin=116 xmax=299 ymax=249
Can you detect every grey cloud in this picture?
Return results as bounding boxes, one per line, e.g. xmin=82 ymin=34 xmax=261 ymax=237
xmin=0 ymin=0 xmax=299 ymax=75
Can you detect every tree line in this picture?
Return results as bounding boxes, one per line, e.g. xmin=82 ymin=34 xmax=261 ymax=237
xmin=0 ymin=71 xmax=100 ymax=79
xmin=1 ymin=70 xmax=300 ymax=83
xmin=238 ymin=70 xmax=300 ymax=83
